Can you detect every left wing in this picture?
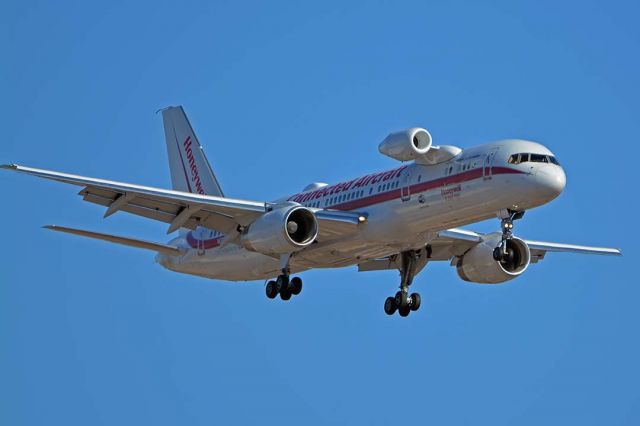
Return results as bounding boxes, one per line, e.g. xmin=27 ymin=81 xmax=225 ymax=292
xmin=1 ymin=164 xmax=364 ymax=240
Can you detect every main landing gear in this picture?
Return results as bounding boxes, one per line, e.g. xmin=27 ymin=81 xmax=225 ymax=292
xmin=492 ymin=209 xmax=525 ymax=262
xmin=265 ymin=254 xmax=303 ymax=301
xmin=384 ymin=250 xmax=422 ymax=317
xmin=265 ymin=275 xmax=303 ymax=301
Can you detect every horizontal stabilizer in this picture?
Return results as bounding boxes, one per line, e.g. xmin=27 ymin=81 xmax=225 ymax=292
xmin=44 ymin=225 xmax=184 ymax=256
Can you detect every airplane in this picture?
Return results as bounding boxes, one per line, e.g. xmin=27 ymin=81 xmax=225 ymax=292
xmin=1 ymin=106 xmax=622 ymax=317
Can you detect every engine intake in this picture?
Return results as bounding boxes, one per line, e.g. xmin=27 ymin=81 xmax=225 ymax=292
xmin=378 ymin=128 xmax=433 ymax=162
xmin=456 ymin=233 xmax=531 ymax=284
xmin=241 ymin=206 xmax=318 ymax=255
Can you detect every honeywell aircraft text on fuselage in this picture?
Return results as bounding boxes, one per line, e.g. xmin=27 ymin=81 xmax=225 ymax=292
xmin=1 ymin=106 xmax=621 ymax=317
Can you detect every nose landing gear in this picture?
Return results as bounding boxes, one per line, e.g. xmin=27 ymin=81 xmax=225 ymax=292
xmin=492 ymin=209 xmax=525 ymax=262
xmin=384 ymin=250 xmax=423 ymax=317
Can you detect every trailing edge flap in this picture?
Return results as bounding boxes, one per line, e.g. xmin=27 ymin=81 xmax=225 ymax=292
xmin=44 ymin=225 xmax=184 ymax=256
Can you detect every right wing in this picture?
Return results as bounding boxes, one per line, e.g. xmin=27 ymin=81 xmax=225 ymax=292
xmin=521 ymin=239 xmax=622 ymax=263
xmin=1 ymin=164 xmax=365 ymax=240
xmin=437 ymin=228 xmax=622 ymax=262
xmin=358 ymin=228 xmax=621 ymax=272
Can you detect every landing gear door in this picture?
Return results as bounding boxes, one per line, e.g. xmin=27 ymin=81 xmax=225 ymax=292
xmin=483 ymin=148 xmax=499 ymax=180
xmin=401 ymin=169 xmax=411 ymax=201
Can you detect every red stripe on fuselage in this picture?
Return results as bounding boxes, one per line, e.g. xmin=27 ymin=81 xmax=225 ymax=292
xmin=331 ymin=166 xmax=524 ymax=211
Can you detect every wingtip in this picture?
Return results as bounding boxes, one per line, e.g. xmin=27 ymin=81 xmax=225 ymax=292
xmin=155 ymin=105 xmax=181 ymax=114
xmin=43 ymin=225 xmax=56 ymax=230
xmin=0 ymin=163 xmax=18 ymax=170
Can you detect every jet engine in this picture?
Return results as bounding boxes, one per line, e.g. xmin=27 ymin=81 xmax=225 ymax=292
xmin=456 ymin=233 xmax=531 ymax=284
xmin=378 ymin=128 xmax=433 ymax=161
xmin=241 ymin=205 xmax=318 ymax=255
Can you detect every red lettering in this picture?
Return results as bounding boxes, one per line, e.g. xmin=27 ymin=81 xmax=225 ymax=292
xmin=183 ymin=136 xmax=205 ymax=195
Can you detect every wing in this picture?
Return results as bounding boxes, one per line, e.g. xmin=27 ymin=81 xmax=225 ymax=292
xmin=1 ymin=164 xmax=364 ymax=240
xmin=523 ymin=239 xmax=622 ymax=262
xmin=358 ymin=227 xmax=621 ymax=272
xmin=433 ymin=228 xmax=622 ymax=263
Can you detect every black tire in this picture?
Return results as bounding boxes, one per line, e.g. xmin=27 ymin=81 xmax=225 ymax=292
xmin=410 ymin=293 xmax=421 ymax=311
xmin=276 ymin=275 xmax=290 ymax=293
xmin=492 ymin=247 xmax=503 ymax=261
xmin=384 ymin=297 xmax=397 ymax=315
xmin=395 ymin=291 xmax=409 ymax=309
xmin=398 ymin=306 xmax=410 ymax=317
xmin=280 ymin=290 xmax=292 ymax=301
xmin=266 ymin=281 xmax=278 ymax=299
xmin=290 ymin=277 xmax=302 ymax=295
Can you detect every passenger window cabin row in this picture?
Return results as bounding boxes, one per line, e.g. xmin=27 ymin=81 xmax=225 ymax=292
xmin=443 ymin=158 xmax=480 ymax=176
xmin=301 ymin=178 xmax=403 ymax=208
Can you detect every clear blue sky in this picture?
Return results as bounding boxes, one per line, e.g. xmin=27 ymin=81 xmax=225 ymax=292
xmin=1 ymin=1 xmax=638 ymax=424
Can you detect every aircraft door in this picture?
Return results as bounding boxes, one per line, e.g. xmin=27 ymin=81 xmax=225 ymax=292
xmin=483 ymin=148 xmax=499 ymax=180
xmin=401 ymin=169 xmax=411 ymax=201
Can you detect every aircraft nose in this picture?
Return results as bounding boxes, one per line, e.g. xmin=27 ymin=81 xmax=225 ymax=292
xmin=538 ymin=165 xmax=566 ymax=199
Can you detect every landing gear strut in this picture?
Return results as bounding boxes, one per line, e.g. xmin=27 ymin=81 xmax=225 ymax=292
xmin=384 ymin=250 xmax=422 ymax=317
xmin=265 ymin=254 xmax=303 ymax=301
xmin=492 ymin=209 xmax=525 ymax=262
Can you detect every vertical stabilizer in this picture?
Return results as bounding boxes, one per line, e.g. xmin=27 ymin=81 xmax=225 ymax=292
xmin=161 ymin=106 xmax=224 ymax=197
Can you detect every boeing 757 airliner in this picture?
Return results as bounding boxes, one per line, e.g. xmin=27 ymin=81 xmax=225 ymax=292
xmin=1 ymin=106 xmax=621 ymax=317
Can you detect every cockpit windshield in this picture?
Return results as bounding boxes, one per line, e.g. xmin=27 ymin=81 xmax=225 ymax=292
xmin=508 ymin=153 xmax=560 ymax=165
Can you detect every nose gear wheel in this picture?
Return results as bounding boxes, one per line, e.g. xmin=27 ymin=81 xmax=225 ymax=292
xmin=493 ymin=209 xmax=525 ymax=262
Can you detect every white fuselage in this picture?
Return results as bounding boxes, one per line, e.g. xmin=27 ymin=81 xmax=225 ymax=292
xmin=156 ymin=139 xmax=566 ymax=281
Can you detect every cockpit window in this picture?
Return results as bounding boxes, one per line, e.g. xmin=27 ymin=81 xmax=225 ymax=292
xmin=530 ymin=154 xmax=548 ymax=163
xmin=508 ymin=153 xmax=529 ymax=164
xmin=509 ymin=152 xmax=559 ymax=165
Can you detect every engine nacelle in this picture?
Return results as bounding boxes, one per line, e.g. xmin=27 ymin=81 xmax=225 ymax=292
xmin=241 ymin=205 xmax=318 ymax=255
xmin=378 ymin=128 xmax=433 ymax=162
xmin=456 ymin=233 xmax=531 ymax=284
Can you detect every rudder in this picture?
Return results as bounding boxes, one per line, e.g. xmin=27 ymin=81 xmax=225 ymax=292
xmin=161 ymin=106 xmax=224 ymax=197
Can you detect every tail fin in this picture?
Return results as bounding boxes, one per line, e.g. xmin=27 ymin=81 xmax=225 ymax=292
xmin=161 ymin=106 xmax=224 ymax=197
